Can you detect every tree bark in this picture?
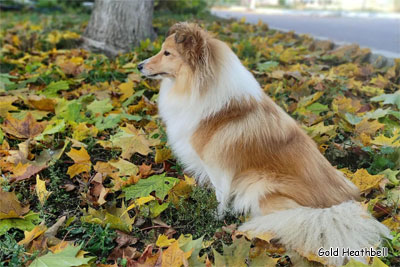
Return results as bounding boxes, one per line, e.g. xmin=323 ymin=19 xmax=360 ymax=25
xmin=82 ymin=0 xmax=155 ymax=57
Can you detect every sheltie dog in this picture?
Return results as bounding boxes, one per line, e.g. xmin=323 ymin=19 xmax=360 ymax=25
xmin=138 ymin=22 xmax=389 ymax=266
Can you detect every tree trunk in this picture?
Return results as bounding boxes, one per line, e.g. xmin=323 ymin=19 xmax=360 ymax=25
xmin=82 ymin=0 xmax=155 ymax=57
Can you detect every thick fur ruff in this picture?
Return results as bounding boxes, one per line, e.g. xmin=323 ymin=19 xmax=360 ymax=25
xmin=139 ymin=22 xmax=390 ymax=266
xmin=239 ymin=201 xmax=391 ymax=266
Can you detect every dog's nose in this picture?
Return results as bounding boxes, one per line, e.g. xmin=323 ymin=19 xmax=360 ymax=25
xmin=137 ymin=63 xmax=144 ymax=71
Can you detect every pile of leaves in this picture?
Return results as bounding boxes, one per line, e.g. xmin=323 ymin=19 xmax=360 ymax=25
xmin=0 ymin=10 xmax=399 ymax=267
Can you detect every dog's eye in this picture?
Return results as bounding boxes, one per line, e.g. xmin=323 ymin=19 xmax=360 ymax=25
xmin=164 ymin=51 xmax=171 ymax=56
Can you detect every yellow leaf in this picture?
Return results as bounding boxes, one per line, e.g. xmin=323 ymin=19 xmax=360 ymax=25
xmin=109 ymin=158 xmax=138 ymax=176
xmin=66 ymin=147 xmax=92 ymax=178
xmin=347 ymin=169 xmax=384 ymax=194
xmin=168 ymin=177 xmax=193 ymax=206
xmin=18 ymin=224 xmax=47 ymax=245
xmin=371 ymin=129 xmax=400 ymax=147
xmin=12 ymin=35 xmax=20 ymax=47
xmin=156 ymin=234 xmax=176 ymax=248
xmin=0 ymin=96 xmax=18 ymax=117
xmin=135 ymin=195 xmax=155 ymax=206
xmin=118 ymin=81 xmax=134 ymax=102
xmin=62 ymin=31 xmax=80 ymax=39
xmin=161 ymin=241 xmax=191 ymax=267
xmin=72 ymin=123 xmax=98 ymax=141
xmin=382 ymin=216 xmax=400 ymax=231
xmin=47 ymin=31 xmax=62 ymax=44
xmin=111 ymin=125 xmax=152 ymax=159
xmin=332 ymin=96 xmax=362 ymax=115
xmin=155 ymin=147 xmax=172 ymax=163
xmin=124 ymin=195 xmax=155 ymax=215
xmin=36 ymin=175 xmax=51 ymax=205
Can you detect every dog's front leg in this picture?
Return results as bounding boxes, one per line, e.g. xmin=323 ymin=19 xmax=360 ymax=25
xmin=204 ymin=167 xmax=232 ymax=220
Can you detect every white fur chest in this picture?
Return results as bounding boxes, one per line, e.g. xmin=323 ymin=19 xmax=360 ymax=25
xmin=157 ymin=79 xmax=208 ymax=182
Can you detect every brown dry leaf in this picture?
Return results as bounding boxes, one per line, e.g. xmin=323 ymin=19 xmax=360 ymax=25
xmin=18 ymin=224 xmax=47 ymax=246
xmin=355 ymin=118 xmax=384 ymax=136
xmin=94 ymin=161 xmax=117 ymax=176
xmin=66 ymin=147 xmax=92 ymax=178
xmin=87 ymin=173 xmax=109 ymax=205
xmin=0 ymin=190 xmax=30 ymax=219
xmin=139 ymin=163 xmax=154 ymax=178
xmin=1 ymin=113 xmax=46 ymax=139
xmin=107 ymin=230 xmax=138 ymax=261
xmin=11 ymin=162 xmax=47 ymax=182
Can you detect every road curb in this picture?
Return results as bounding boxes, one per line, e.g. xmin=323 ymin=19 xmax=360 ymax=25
xmin=212 ymin=9 xmax=397 ymax=68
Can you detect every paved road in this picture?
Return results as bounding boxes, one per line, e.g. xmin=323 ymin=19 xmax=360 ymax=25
xmin=212 ymin=9 xmax=400 ymax=58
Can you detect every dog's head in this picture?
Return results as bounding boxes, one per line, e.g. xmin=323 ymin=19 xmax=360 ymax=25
xmin=138 ymin=22 xmax=212 ymax=79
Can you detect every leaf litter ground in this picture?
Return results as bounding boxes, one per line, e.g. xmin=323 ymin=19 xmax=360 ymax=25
xmin=0 ymin=10 xmax=399 ymax=267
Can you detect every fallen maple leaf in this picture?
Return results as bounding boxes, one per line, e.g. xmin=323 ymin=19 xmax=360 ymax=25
xmin=0 ymin=96 xmax=18 ymax=117
xmin=0 ymin=190 xmax=30 ymax=219
xmin=162 ymin=241 xmax=192 ymax=267
xmin=18 ymin=224 xmax=47 ymax=246
xmin=1 ymin=113 xmax=46 ymax=139
xmin=36 ymin=175 xmax=51 ymax=205
xmin=354 ymin=118 xmax=384 ymax=136
xmin=346 ymin=169 xmax=384 ymax=194
xmin=11 ymin=162 xmax=47 ymax=183
xmin=66 ymin=147 xmax=92 ymax=178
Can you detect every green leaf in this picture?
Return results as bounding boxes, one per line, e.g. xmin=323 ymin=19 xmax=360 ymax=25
xmin=55 ymin=99 xmax=83 ymax=122
xmin=123 ymin=174 xmax=180 ymax=200
xmin=80 ymin=204 xmax=134 ymax=232
xmin=345 ymin=113 xmax=363 ymax=125
xmin=121 ymin=113 xmax=142 ymax=122
xmin=122 ymin=89 xmax=145 ymax=108
xmin=149 ymin=201 xmax=169 ymax=218
xmin=0 ymin=128 xmax=3 ymax=144
xmin=41 ymin=81 xmax=69 ymax=98
xmin=87 ymin=99 xmax=113 ymax=116
xmin=94 ymin=114 xmax=121 ymax=131
xmin=35 ymin=119 xmax=66 ymax=141
xmin=179 ymin=235 xmax=205 ymax=267
xmin=379 ymin=168 xmax=400 ymax=185
xmin=371 ymin=91 xmax=400 ymax=109
xmin=213 ymin=237 xmax=250 ymax=267
xmin=365 ymin=108 xmax=390 ymax=119
xmin=29 ymin=244 xmax=94 ymax=267
xmin=256 ymin=61 xmax=279 ymax=72
xmin=306 ymin=102 xmax=329 ymax=115
xmin=0 ymin=73 xmax=17 ymax=89
xmin=0 ymin=211 xmax=40 ymax=236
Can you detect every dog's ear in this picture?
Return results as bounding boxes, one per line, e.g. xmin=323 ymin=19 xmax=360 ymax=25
xmin=167 ymin=22 xmax=210 ymax=70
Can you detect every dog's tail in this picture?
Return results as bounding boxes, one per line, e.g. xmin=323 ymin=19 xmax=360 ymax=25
xmin=239 ymin=201 xmax=390 ymax=266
